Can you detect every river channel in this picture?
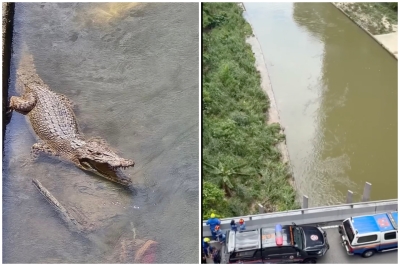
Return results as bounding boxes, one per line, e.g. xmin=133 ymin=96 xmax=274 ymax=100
xmin=3 ymin=3 xmax=199 ymax=263
xmin=244 ymin=2 xmax=397 ymax=206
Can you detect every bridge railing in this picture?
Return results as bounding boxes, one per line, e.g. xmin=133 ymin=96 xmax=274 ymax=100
xmin=202 ymin=199 xmax=397 ymax=236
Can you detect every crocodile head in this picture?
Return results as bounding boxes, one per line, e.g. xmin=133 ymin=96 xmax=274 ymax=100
xmin=76 ymin=137 xmax=135 ymax=186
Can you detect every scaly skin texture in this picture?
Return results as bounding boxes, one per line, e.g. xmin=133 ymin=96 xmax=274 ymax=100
xmin=9 ymin=53 xmax=134 ymax=186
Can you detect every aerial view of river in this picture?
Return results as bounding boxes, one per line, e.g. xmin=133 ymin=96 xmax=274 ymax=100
xmin=244 ymin=2 xmax=397 ymax=206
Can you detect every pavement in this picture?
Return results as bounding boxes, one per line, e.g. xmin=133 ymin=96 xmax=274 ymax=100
xmin=319 ymin=227 xmax=397 ymax=264
xmin=374 ymin=32 xmax=398 ymax=58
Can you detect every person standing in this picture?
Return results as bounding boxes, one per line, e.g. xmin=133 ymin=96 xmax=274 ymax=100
xmin=214 ymin=225 xmax=226 ymax=243
xmin=239 ymin=218 xmax=246 ymax=231
xmin=202 ymin=237 xmax=211 ymax=258
xmin=230 ymin=219 xmax=238 ymax=232
xmin=206 ymin=213 xmax=221 ymax=239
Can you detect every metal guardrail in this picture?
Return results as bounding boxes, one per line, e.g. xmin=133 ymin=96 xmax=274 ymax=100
xmin=202 ymin=199 xmax=397 ymax=236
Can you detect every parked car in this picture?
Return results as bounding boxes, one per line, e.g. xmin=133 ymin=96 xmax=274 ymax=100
xmin=338 ymin=211 xmax=398 ymax=258
xmin=222 ymin=223 xmax=329 ymax=264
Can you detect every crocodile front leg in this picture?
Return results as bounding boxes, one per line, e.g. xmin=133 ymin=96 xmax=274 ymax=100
xmin=31 ymin=142 xmax=59 ymax=160
xmin=9 ymin=92 xmax=37 ymax=114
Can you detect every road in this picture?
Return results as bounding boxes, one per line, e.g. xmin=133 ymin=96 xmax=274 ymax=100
xmin=203 ymin=225 xmax=397 ymax=264
xmin=319 ymin=226 xmax=397 ymax=264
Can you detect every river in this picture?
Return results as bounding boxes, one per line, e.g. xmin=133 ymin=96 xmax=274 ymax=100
xmin=244 ymin=2 xmax=397 ymax=206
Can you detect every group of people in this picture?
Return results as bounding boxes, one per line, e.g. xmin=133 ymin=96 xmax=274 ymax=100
xmin=202 ymin=213 xmax=248 ymax=264
xmin=206 ymin=213 xmax=247 ymax=242
xmin=230 ymin=218 xmax=246 ymax=232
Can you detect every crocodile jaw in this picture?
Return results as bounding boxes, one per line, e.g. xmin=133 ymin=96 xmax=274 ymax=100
xmin=75 ymin=137 xmax=135 ymax=186
xmin=79 ymin=158 xmax=134 ymax=186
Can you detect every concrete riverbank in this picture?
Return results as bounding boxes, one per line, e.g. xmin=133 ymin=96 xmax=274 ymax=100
xmin=333 ymin=2 xmax=398 ymax=59
xmin=2 ymin=2 xmax=14 ymax=140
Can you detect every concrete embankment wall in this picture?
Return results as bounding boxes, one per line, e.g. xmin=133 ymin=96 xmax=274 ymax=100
xmin=2 ymin=3 xmax=15 ymax=143
xmin=332 ymin=2 xmax=398 ymax=60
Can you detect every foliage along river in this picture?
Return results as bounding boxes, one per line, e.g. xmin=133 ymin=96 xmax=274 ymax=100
xmin=3 ymin=3 xmax=199 ymax=263
xmin=244 ymin=2 xmax=397 ymax=206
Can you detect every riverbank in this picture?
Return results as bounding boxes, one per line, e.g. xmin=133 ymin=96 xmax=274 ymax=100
xmin=202 ymin=3 xmax=297 ymax=219
xmin=333 ymin=2 xmax=398 ymax=58
xmin=243 ymin=13 xmax=295 ymax=188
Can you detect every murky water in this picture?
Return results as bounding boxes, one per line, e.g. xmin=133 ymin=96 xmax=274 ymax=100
xmin=3 ymin=3 xmax=199 ymax=263
xmin=244 ymin=3 xmax=397 ymax=206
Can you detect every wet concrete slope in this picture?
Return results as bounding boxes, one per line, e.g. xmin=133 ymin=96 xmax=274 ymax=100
xmin=3 ymin=3 xmax=199 ymax=263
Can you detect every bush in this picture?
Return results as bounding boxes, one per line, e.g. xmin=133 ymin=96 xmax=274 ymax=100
xmin=388 ymin=3 xmax=397 ymax=11
xmin=202 ymin=181 xmax=229 ymax=219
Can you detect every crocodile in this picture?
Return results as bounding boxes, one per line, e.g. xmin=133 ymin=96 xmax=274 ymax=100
xmin=8 ymin=53 xmax=159 ymax=263
xmin=9 ymin=53 xmax=135 ymax=186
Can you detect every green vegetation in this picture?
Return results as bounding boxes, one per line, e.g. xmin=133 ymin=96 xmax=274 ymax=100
xmin=335 ymin=2 xmax=398 ymax=35
xmin=386 ymin=2 xmax=397 ymax=11
xmin=202 ymin=3 xmax=298 ymax=219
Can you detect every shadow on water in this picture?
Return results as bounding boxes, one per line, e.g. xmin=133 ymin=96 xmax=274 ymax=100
xmin=3 ymin=3 xmax=199 ymax=263
xmin=244 ymin=3 xmax=397 ymax=206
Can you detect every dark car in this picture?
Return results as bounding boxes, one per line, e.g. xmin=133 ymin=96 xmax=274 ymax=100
xmin=222 ymin=223 xmax=329 ymax=264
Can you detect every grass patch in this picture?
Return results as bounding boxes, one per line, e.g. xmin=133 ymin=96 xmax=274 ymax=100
xmin=335 ymin=2 xmax=398 ymax=35
xmin=202 ymin=3 xmax=298 ymax=219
